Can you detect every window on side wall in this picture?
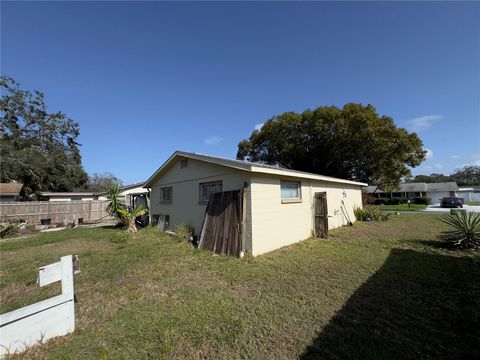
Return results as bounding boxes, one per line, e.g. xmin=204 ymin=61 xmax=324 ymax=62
xmin=281 ymin=181 xmax=301 ymax=203
xmin=160 ymin=187 xmax=173 ymax=203
xmin=199 ymin=181 xmax=222 ymax=203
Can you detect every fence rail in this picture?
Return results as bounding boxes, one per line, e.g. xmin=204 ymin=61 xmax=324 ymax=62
xmin=0 ymin=200 xmax=109 ymax=225
xmin=0 ymin=255 xmax=76 ymax=357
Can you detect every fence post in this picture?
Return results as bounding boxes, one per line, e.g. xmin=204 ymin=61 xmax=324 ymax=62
xmin=60 ymin=255 xmax=75 ymax=332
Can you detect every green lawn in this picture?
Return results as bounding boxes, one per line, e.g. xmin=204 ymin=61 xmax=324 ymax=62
xmin=372 ymin=204 xmax=428 ymax=211
xmin=1 ymin=216 xmax=479 ymax=359
xmin=466 ymin=201 xmax=480 ymax=206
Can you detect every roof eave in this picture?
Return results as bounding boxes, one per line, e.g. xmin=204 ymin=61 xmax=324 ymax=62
xmin=250 ymin=166 xmax=367 ymax=187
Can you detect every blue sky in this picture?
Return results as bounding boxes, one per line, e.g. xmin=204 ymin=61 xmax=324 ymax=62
xmin=2 ymin=1 xmax=479 ymax=184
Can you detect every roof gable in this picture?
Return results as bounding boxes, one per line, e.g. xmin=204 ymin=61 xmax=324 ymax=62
xmin=0 ymin=183 xmax=23 ymax=196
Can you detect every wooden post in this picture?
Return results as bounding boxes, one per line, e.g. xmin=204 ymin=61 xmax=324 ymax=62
xmin=241 ymin=184 xmax=248 ymax=256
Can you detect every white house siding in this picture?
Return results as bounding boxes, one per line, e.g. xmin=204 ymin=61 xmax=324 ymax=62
xmin=49 ymin=196 xmax=97 ymax=202
xmin=249 ymin=175 xmax=363 ymax=256
xmin=149 ymin=158 xmax=250 ymax=236
xmin=456 ymin=190 xmax=480 ymax=202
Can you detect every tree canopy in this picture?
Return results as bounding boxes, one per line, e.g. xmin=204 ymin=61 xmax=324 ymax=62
xmin=237 ymin=103 xmax=426 ymax=190
xmin=0 ymin=76 xmax=88 ymax=198
xmin=84 ymin=173 xmax=123 ymax=193
xmin=408 ymin=166 xmax=480 ymax=186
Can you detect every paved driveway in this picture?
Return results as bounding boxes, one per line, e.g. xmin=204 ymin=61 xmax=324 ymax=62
xmin=421 ymin=204 xmax=480 ymax=213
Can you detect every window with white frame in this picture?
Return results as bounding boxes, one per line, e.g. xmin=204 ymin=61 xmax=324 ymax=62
xmin=199 ymin=181 xmax=222 ymax=203
xmin=160 ymin=187 xmax=172 ymax=203
xmin=281 ymin=181 xmax=301 ymax=201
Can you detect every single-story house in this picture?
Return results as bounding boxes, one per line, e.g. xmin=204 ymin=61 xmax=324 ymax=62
xmin=97 ymin=182 xmax=150 ymax=210
xmin=0 ymin=182 xmax=23 ymax=202
xmin=366 ymin=182 xmax=459 ymax=204
xmin=42 ymin=183 xmax=150 ymax=206
xmin=40 ymin=192 xmax=99 ymax=202
xmin=144 ymin=151 xmax=367 ymax=257
xmin=456 ymin=187 xmax=480 ymax=203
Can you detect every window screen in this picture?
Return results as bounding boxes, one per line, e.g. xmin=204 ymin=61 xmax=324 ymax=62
xmin=199 ymin=181 xmax=222 ymax=202
xmin=281 ymin=181 xmax=301 ymax=200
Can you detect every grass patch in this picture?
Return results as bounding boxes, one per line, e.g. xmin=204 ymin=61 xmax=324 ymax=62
xmin=372 ymin=204 xmax=428 ymax=211
xmin=1 ymin=216 xmax=479 ymax=359
xmin=466 ymin=201 xmax=480 ymax=206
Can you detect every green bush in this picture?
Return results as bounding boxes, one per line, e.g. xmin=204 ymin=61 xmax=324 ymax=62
xmin=414 ymin=196 xmax=431 ymax=205
xmin=0 ymin=220 xmax=27 ymax=238
xmin=354 ymin=206 xmax=390 ymax=222
xmin=373 ymin=197 xmax=388 ymax=205
xmin=440 ymin=211 xmax=480 ymax=250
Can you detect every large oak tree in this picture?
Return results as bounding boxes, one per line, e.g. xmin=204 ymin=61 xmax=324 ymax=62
xmin=0 ymin=76 xmax=88 ymax=198
xmin=237 ymin=103 xmax=426 ymax=190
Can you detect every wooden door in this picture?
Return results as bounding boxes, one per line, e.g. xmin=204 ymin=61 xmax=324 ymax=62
xmin=314 ymin=192 xmax=328 ymax=238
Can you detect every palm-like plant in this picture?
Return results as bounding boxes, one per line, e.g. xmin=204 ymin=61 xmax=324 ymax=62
xmin=440 ymin=211 xmax=480 ymax=249
xmin=117 ymin=205 xmax=149 ymax=234
xmin=105 ymin=183 xmax=127 ymax=219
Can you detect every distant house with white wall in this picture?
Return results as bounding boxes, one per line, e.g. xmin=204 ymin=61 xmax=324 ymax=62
xmin=97 ymin=182 xmax=150 ymax=208
xmin=456 ymin=187 xmax=480 ymax=203
xmin=144 ymin=151 xmax=366 ymax=257
xmin=366 ymin=182 xmax=460 ymax=204
xmin=40 ymin=192 xmax=99 ymax=202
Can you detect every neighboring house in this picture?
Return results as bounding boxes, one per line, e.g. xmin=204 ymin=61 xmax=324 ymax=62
xmin=41 ymin=183 xmax=150 ymax=207
xmin=98 ymin=182 xmax=150 ymax=209
xmin=0 ymin=183 xmax=23 ymax=202
xmin=40 ymin=192 xmax=99 ymax=202
xmin=144 ymin=151 xmax=366 ymax=257
xmin=456 ymin=187 xmax=480 ymax=203
xmin=366 ymin=182 xmax=459 ymax=204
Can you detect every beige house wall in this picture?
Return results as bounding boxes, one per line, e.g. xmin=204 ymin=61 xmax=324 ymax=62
xmin=149 ymin=157 xmax=363 ymax=257
xmin=249 ymin=175 xmax=363 ymax=256
xmin=149 ymin=158 xmax=250 ymax=236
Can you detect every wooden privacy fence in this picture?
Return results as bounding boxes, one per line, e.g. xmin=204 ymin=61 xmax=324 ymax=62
xmin=198 ymin=190 xmax=243 ymax=257
xmin=0 ymin=201 xmax=109 ymax=225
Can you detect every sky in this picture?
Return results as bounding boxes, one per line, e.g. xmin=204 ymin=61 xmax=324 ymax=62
xmin=2 ymin=1 xmax=479 ymax=184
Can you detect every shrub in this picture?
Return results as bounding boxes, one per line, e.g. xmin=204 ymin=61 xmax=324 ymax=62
xmin=373 ymin=198 xmax=388 ymax=205
xmin=174 ymin=223 xmax=194 ymax=241
xmin=0 ymin=220 xmax=27 ymax=238
xmin=440 ymin=211 xmax=480 ymax=250
xmin=414 ymin=196 xmax=431 ymax=205
xmin=354 ymin=206 xmax=390 ymax=222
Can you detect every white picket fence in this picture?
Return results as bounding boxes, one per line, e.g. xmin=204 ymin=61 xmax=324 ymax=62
xmin=0 ymin=255 xmax=76 ymax=357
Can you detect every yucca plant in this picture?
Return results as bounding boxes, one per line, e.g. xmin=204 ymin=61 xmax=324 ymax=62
xmin=440 ymin=211 xmax=480 ymax=250
xmin=105 ymin=183 xmax=127 ymax=219
xmin=117 ymin=205 xmax=149 ymax=234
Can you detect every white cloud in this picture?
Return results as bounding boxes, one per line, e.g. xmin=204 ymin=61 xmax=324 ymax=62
xmin=406 ymin=114 xmax=442 ymax=133
xmin=254 ymin=123 xmax=264 ymax=131
xmin=434 ymin=163 xmax=444 ymax=170
xmin=474 ymin=160 xmax=480 ymax=166
xmin=203 ymin=136 xmax=223 ymax=145
xmin=424 ymin=148 xmax=433 ymax=159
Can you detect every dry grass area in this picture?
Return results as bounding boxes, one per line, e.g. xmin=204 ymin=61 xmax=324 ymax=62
xmin=1 ymin=215 xmax=479 ymax=359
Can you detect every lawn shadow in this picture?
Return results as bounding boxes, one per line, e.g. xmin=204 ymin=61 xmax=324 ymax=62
xmin=300 ymin=248 xmax=480 ymax=359
xmin=405 ymin=239 xmax=454 ymax=250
